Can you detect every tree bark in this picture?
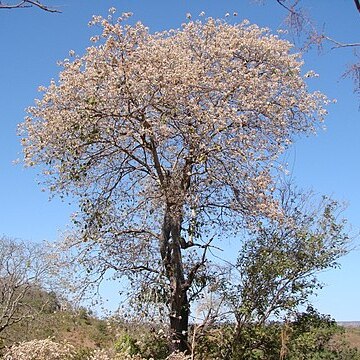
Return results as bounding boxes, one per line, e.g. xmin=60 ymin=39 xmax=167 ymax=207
xmin=169 ymin=285 xmax=190 ymax=353
xmin=160 ymin=205 xmax=190 ymax=353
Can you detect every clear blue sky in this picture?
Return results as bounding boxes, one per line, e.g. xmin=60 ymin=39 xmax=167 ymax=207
xmin=0 ymin=0 xmax=359 ymax=320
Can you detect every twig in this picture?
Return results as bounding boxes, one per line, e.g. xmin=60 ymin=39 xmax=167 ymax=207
xmin=323 ymin=35 xmax=360 ymax=50
xmin=0 ymin=1 xmax=61 ymax=13
xmin=276 ymin=0 xmax=298 ymax=15
xmin=354 ymin=0 xmax=360 ymax=13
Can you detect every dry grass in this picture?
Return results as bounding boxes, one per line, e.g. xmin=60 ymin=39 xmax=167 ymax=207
xmin=343 ymin=327 xmax=360 ymax=349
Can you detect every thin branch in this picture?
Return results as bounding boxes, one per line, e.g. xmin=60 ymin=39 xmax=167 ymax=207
xmin=354 ymin=0 xmax=360 ymax=13
xmin=184 ymin=237 xmax=216 ymax=291
xmin=275 ymin=0 xmax=297 ymax=15
xmin=322 ymin=35 xmax=360 ymax=50
xmin=270 ymin=0 xmax=360 ymax=99
xmin=0 ymin=1 xmax=60 ymax=12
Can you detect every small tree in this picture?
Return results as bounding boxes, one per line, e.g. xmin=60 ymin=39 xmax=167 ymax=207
xmin=219 ymin=185 xmax=349 ymax=358
xmin=21 ymin=13 xmax=329 ymax=352
xmin=0 ymin=236 xmax=59 ymax=336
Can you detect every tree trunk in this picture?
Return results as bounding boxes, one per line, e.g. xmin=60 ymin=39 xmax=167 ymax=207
xmin=169 ymin=285 xmax=190 ymax=353
xmin=160 ymin=205 xmax=190 ymax=353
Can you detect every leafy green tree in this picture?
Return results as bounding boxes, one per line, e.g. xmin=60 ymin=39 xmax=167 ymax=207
xmin=285 ymin=306 xmax=360 ymax=360
xmin=217 ymin=185 xmax=349 ymax=358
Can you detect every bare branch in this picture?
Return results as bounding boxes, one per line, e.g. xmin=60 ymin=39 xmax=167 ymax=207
xmin=275 ymin=0 xmax=297 ymax=15
xmin=184 ymin=238 xmax=214 ymax=290
xmin=354 ymin=0 xmax=360 ymax=13
xmin=269 ymin=0 xmax=360 ymax=100
xmin=322 ymin=35 xmax=360 ymax=50
xmin=0 ymin=1 xmax=60 ymax=13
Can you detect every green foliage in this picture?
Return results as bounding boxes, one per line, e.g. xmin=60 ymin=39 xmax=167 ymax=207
xmin=221 ymin=187 xmax=349 ymax=329
xmin=114 ymin=328 xmax=169 ymax=359
xmin=286 ymin=307 xmax=360 ymax=360
xmin=192 ymin=307 xmax=360 ymax=360
xmin=192 ymin=324 xmax=230 ymax=359
xmin=231 ymin=323 xmax=282 ymax=360
xmin=20 ymin=288 xmax=61 ymax=314
xmin=114 ymin=333 xmax=140 ymax=356
xmin=1 ymin=308 xmax=116 ymax=353
xmin=78 ymin=308 xmax=90 ymax=321
xmin=136 ymin=331 xmax=169 ymax=359
xmin=195 ymin=322 xmax=282 ymax=360
xmin=1 ymin=307 xmax=360 ymax=360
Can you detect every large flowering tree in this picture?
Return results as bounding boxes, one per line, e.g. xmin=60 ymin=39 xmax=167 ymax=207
xmin=21 ymin=12 xmax=329 ymax=351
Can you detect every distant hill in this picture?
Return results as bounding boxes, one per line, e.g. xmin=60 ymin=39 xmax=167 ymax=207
xmin=338 ymin=322 xmax=360 ymax=327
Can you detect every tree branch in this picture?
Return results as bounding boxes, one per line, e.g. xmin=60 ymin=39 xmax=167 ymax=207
xmin=275 ymin=0 xmax=297 ymax=15
xmin=354 ymin=0 xmax=360 ymax=13
xmin=0 ymin=1 xmax=61 ymax=12
xmin=322 ymin=35 xmax=360 ymax=50
xmin=269 ymin=0 xmax=360 ymax=98
xmin=183 ymin=238 xmax=215 ymax=291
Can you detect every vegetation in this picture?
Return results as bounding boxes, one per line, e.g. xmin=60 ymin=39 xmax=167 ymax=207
xmin=215 ymin=186 xmax=349 ymax=358
xmin=222 ymin=186 xmax=348 ymax=323
xmin=0 ymin=216 xmax=354 ymax=359
xmin=0 ymin=4 xmax=356 ymax=359
xmin=0 ymin=236 xmax=62 ymax=336
xmin=1 ymin=292 xmax=360 ymax=359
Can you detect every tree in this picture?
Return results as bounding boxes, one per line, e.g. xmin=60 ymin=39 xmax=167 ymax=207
xmin=0 ymin=1 xmax=60 ymax=12
xmin=20 ymin=13 xmax=329 ymax=352
xmin=218 ymin=185 xmax=349 ymax=358
xmin=0 ymin=236 xmax=59 ymax=337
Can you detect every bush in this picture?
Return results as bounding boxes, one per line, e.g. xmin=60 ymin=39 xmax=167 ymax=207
xmin=113 ymin=328 xmax=169 ymax=359
xmin=286 ymin=307 xmax=360 ymax=360
xmin=136 ymin=331 xmax=169 ymax=359
xmin=87 ymin=349 xmax=114 ymax=360
xmin=165 ymin=352 xmax=190 ymax=360
xmin=87 ymin=348 xmax=146 ymax=360
xmin=114 ymin=333 xmax=140 ymax=355
xmin=3 ymin=338 xmax=75 ymax=360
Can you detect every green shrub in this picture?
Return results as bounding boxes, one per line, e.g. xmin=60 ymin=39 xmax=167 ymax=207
xmin=136 ymin=331 xmax=169 ymax=359
xmin=114 ymin=333 xmax=140 ymax=356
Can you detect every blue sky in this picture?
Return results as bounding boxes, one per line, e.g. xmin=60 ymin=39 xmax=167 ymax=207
xmin=0 ymin=0 xmax=359 ymax=320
